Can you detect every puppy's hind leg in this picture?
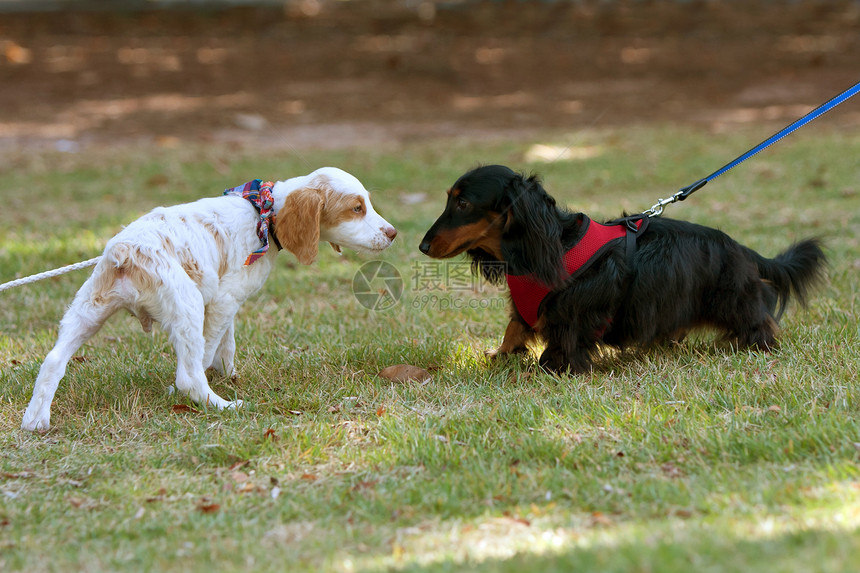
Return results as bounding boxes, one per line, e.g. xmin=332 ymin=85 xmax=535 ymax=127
xmin=201 ymin=299 xmax=241 ymax=378
xmin=208 ymin=321 xmax=236 ymax=378
xmin=153 ymin=275 xmax=239 ymax=410
xmin=22 ymin=277 xmax=119 ymax=431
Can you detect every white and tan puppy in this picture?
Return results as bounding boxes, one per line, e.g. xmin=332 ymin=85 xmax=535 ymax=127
xmin=22 ymin=167 xmax=396 ymax=431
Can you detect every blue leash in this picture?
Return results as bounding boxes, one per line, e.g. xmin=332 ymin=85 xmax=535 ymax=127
xmin=645 ymin=80 xmax=860 ymax=217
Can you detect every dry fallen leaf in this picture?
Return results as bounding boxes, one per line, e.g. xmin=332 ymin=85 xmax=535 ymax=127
xmin=228 ymin=460 xmax=250 ymax=472
xmin=352 ymin=480 xmax=378 ymax=491
xmin=171 ymin=404 xmax=201 ymax=414
xmin=1 ymin=471 xmax=34 ymax=479
xmin=502 ymin=512 xmax=531 ymax=526
xmin=661 ymin=462 xmax=682 ymax=478
xmin=378 ymin=364 xmax=432 ymax=383
xmin=67 ymin=496 xmax=86 ymax=508
xmin=146 ymin=488 xmax=167 ymax=503
xmin=197 ymin=502 xmax=220 ymax=514
xmin=230 ymin=471 xmax=249 ymax=483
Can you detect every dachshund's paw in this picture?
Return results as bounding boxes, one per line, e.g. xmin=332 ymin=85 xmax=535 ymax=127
xmin=485 ymin=348 xmax=503 ymax=359
xmin=486 ymin=347 xmax=527 ymax=360
xmin=539 ymin=352 xmax=589 ymax=375
xmin=538 ymin=358 xmax=564 ymax=374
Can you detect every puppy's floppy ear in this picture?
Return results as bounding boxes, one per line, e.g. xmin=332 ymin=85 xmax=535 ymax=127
xmin=275 ymin=188 xmax=322 ymax=265
xmin=500 ymin=173 xmax=565 ymax=287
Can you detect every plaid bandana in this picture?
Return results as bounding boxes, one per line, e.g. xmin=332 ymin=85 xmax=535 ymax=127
xmin=224 ymin=179 xmax=278 ymax=265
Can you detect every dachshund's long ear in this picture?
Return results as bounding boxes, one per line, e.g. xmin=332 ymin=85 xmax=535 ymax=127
xmin=275 ymin=188 xmax=322 ymax=265
xmin=500 ymin=173 xmax=565 ymax=287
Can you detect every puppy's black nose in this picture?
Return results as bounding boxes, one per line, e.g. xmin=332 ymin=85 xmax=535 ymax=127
xmin=418 ymin=240 xmax=430 ymax=254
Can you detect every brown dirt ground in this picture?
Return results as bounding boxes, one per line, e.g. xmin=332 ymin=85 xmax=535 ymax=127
xmin=1 ymin=1 xmax=859 ymax=152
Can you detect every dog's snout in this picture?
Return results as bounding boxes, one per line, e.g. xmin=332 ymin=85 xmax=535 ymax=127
xmin=383 ymin=225 xmax=397 ymax=240
xmin=418 ymin=239 xmax=431 ymax=254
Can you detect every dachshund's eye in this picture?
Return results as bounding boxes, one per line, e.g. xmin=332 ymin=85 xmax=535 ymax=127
xmin=456 ymin=198 xmax=470 ymax=210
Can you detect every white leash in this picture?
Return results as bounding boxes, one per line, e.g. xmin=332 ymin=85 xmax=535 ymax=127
xmin=0 ymin=257 xmax=101 ymax=294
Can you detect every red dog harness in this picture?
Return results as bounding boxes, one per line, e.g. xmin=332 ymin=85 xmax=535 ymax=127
xmin=505 ymin=216 xmax=645 ymax=329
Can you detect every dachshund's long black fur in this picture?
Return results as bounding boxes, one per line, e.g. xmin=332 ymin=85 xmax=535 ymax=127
xmin=419 ymin=165 xmax=826 ymax=373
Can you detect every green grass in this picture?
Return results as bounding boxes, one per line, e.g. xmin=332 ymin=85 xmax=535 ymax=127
xmin=2 ymin=124 xmax=860 ymax=572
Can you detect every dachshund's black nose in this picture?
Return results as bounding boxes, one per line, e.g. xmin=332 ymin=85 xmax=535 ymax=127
xmin=418 ymin=240 xmax=431 ymax=254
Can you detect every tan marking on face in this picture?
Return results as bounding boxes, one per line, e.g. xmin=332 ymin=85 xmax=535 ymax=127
xmin=426 ymin=213 xmax=504 ymax=259
xmin=321 ymin=188 xmax=366 ymax=227
xmin=274 ymin=187 xmax=323 ymax=265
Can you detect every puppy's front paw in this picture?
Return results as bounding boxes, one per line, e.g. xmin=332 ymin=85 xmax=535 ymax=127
xmin=203 ymin=395 xmax=242 ymax=411
xmin=22 ymin=404 xmax=51 ymax=432
xmin=21 ymin=416 xmax=50 ymax=432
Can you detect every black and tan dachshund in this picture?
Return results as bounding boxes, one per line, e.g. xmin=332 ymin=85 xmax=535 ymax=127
xmin=419 ymin=164 xmax=826 ymax=373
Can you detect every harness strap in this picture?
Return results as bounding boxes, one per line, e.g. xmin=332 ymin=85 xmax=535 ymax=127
xmin=608 ymin=214 xmax=650 ymax=266
xmin=506 ymin=216 xmax=646 ymax=329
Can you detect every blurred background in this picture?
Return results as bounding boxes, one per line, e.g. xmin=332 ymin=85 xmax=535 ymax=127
xmin=1 ymin=0 xmax=859 ymax=153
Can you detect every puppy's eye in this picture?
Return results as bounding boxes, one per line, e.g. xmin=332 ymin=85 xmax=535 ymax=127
xmin=353 ymin=204 xmax=363 ymax=214
xmin=456 ymin=198 xmax=470 ymax=210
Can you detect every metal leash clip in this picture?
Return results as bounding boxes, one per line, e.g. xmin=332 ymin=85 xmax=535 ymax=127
xmin=644 ymin=178 xmax=708 ymax=218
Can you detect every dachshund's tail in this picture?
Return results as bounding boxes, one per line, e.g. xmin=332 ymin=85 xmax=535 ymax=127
xmin=747 ymin=238 xmax=827 ymax=321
